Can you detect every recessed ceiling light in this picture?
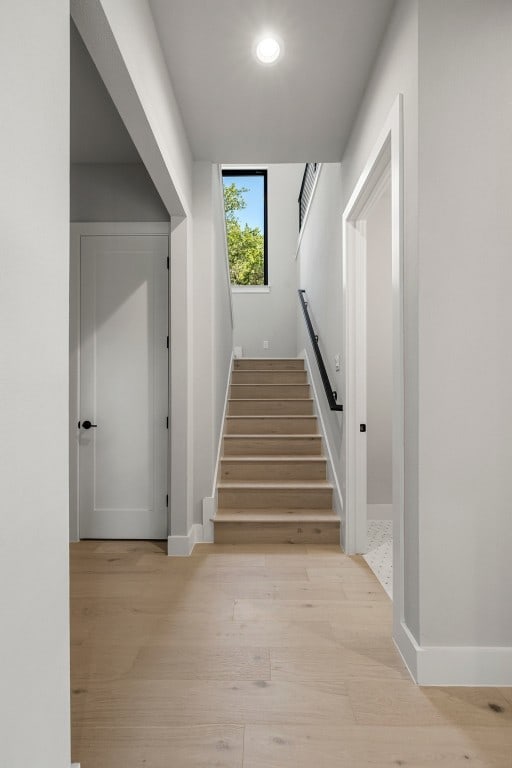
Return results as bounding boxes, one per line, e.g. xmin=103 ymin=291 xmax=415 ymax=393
xmin=255 ymin=36 xmax=281 ymax=65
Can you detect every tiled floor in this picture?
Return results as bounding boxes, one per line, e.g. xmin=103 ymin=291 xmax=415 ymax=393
xmin=363 ymin=519 xmax=393 ymax=599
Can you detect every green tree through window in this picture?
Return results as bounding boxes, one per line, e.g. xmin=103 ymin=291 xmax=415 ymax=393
xmin=222 ymin=171 xmax=267 ymax=285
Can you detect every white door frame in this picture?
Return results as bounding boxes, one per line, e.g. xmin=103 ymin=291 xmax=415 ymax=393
xmin=344 ymin=164 xmax=392 ymax=556
xmin=342 ymin=95 xmax=404 ymax=614
xmin=69 ymin=222 xmax=171 ymax=541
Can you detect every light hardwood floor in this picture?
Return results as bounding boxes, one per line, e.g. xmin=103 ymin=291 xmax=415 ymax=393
xmin=71 ymin=541 xmax=512 ymax=767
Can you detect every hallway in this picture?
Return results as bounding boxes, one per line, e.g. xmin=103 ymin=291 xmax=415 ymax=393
xmin=71 ymin=542 xmax=512 ymax=767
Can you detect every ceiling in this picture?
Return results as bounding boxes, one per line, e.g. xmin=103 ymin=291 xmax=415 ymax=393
xmin=149 ymin=0 xmax=395 ymax=163
xmin=70 ymin=20 xmax=141 ymax=163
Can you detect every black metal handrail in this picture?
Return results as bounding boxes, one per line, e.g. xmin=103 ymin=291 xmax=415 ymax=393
xmin=298 ymin=290 xmax=343 ymax=412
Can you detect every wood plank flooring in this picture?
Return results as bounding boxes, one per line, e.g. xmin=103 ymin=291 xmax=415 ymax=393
xmin=71 ymin=541 xmax=512 ymax=767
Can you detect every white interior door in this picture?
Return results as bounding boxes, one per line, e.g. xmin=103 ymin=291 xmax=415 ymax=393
xmin=79 ymin=234 xmax=168 ymax=539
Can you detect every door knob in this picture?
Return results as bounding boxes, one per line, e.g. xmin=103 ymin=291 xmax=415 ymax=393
xmin=80 ymin=420 xmax=97 ymax=430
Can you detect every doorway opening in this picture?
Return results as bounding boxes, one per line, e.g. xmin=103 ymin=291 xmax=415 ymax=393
xmin=70 ymin=225 xmax=171 ymax=540
xmin=343 ymin=95 xmax=404 ymax=625
xmin=361 ymin=169 xmax=393 ymax=597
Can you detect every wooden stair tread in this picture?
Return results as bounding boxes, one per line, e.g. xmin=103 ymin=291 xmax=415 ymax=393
xmin=228 ymin=399 xmax=314 ymax=416
xmin=226 ymin=415 xmax=316 ymax=420
xmin=231 ymin=384 xmax=309 ymax=390
xmin=228 ymin=398 xmax=313 ymax=402
xmin=231 ymin=368 xmax=308 ymax=385
xmin=221 ymin=455 xmax=326 ymax=462
xmin=215 ymin=510 xmax=339 ymax=523
xmin=233 ymin=370 xmax=304 ymax=373
xmin=235 ymin=358 xmax=302 ymax=361
xmin=230 ymin=385 xmax=311 ymax=398
xmin=217 ymin=481 xmax=333 ymax=490
xmin=224 ymin=433 xmax=321 ymax=439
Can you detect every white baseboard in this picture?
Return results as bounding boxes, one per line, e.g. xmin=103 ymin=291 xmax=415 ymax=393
xmin=394 ymin=620 xmax=419 ymax=682
xmin=212 ymin=351 xmax=233 ymax=497
xmin=197 ymin=350 xmax=233 ymax=549
xmin=167 ymin=523 xmax=204 ymax=556
xmin=71 ymin=764 xmax=81 ymax=768
xmin=368 ymin=503 xmax=393 ymax=520
xmin=394 ymin=620 xmax=512 ymax=685
xmin=202 ymin=496 xmax=215 ymax=543
xmin=301 ymin=348 xmax=344 ymax=546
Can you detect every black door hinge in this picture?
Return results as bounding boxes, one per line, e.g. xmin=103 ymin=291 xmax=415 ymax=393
xmin=166 ymin=335 xmax=169 ymax=349
xmin=166 ymin=494 xmax=168 ymax=507
xmin=360 ymin=424 xmax=367 ymax=433
xmin=166 ymin=256 xmax=169 ymax=269
xmin=166 ymin=416 xmax=169 ymax=429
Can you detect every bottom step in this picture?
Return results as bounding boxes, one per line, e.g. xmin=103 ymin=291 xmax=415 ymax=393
xmin=214 ymin=511 xmax=340 ymax=545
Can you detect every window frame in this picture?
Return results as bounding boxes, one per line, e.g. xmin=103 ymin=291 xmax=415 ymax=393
xmin=222 ymin=168 xmax=268 ymax=286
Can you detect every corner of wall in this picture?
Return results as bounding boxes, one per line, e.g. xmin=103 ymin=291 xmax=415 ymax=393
xmin=169 ymin=216 xmax=193 ymax=537
xmin=200 ymin=349 xmax=234 ymax=544
xmin=202 ymin=496 xmax=216 ymax=543
xmin=394 ymin=620 xmax=512 ymax=686
xmin=167 ymin=524 xmax=204 ymax=557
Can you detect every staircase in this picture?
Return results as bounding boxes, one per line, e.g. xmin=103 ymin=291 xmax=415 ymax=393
xmin=214 ymin=358 xmax=340 ymax=545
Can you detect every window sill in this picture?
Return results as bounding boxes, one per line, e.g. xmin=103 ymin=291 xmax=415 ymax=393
xmin=231 ymin=285 xmax=271 ymax=294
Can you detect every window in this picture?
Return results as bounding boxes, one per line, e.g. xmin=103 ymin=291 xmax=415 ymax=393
xmin=222 ymin=169 xmax=268 ymax=286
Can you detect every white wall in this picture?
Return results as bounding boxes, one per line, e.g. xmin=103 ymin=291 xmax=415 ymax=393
xmin=232 ymin=164 xmax=303 ymax=358
xmin=366 ymin=186 xmax=392 ymax=509
xmin=70 ymin=18 xmax=140 ymax=164
xmin=417 ymin=0 xmax=512 ymax=649
xmin=71 ymin=163 xmax=169 ymax=221
xmin=192 ymin=164 xmax=234 ymax=525
xmin=0 ymin=2 xmax=70 ymax=765
xmin=212 ymin=169 xmax=235 ymax=446
xmin=297 ymin=163 xmax=344 ymax=506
